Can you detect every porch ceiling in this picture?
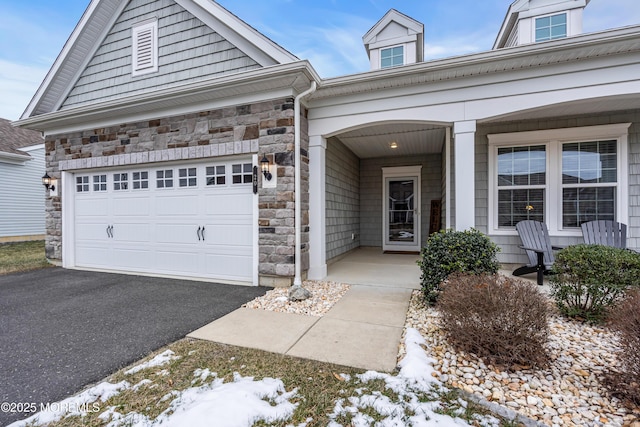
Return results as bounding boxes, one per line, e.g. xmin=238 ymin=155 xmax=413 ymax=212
xmin=333 ymin=123 xmax=445 ymax=159
xmin=481 ymin=94 xmax=640 ymax=123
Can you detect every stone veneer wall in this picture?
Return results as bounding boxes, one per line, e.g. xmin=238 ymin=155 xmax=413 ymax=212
xmin=44 ymin=98 xmax=308 ymax=286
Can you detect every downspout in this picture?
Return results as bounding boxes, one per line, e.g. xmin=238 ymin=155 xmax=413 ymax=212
xmin=293 ymin=81 xmax=317 ymax=287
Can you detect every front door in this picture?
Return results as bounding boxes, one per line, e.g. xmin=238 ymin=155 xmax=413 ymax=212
xmin=383 ymin=166 xmax=421 ymax=252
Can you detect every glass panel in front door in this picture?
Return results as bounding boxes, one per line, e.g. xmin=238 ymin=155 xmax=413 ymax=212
xmin=388 ymin=179 xmax=416 ymax=244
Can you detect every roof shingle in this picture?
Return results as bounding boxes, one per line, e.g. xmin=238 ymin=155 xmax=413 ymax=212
xmin=0 ymin=118 xmax=43 ymax=157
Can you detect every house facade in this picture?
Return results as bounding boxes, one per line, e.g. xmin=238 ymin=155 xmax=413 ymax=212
xmin=0 ymin=118 xmax=45 ymax=242
xmin=15 ymin=0 xmax=640 ymax=286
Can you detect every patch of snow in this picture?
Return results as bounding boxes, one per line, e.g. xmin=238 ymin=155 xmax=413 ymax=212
xmin=8 ymin=381 xmax=130 ymax=427
xmin=132 ymin=379 xmax=153 ymax=391
xmin=191 ymin=368 xmax=213 ymax=384
xmin=124 ymin=350 xmax=179 ymax=375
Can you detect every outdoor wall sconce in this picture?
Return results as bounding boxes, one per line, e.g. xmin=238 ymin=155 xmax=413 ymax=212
xmin=260 ymin=155 xmax=273 ymax=181
xmin=42 ymin=172 xmax=55 ymax=191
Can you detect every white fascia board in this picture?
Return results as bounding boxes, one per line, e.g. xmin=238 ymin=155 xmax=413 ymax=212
xmin=519 ymin=0 xmax=587 ymax=19
xmin=176 ymin=0 xmax=297 ymax=66
xmin=19 ymin=144 xmax=45 ymax=152
xmin=0 ymin=151 xmax=31 ymax=164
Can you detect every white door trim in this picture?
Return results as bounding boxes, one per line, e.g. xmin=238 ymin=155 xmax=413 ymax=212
xmin=382 ymin=165 xmax=422 ymax=252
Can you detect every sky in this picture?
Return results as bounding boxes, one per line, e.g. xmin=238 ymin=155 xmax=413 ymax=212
xmin=9 ymin=329 xmax=499 ymax=426
xmin=0 ymin=0 xmax=638 ymax=121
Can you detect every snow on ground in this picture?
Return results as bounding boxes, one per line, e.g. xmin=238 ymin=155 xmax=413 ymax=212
xmin=9 ymin=329 xmax=500 ymax=427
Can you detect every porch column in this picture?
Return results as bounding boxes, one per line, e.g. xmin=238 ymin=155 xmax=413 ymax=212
xmin=453 ymin=120 xmax=476 ymax=230
xmin=308 ymin=135 xmax=327 ymax=279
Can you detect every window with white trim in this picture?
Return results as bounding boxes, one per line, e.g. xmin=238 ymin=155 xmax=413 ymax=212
xmin=206 ymin=165 xmax=226 ymax=186
xmin=76 ymin=176 xmax=89 ymax=192
xmin=232 ymin=163 xmax=252 ymax=184
xmin=113 ymin=173 xmax=128 ymax=191
xmin=178 ymin=167 xmax=197 ymax=187
xmin=488 ymin=124 xmax=629 ymax=235
xmin=92 ymin=174 xmax=107 ymax=192
xmin=156 ymin=169 xmax=173 ymax=188
xmin=535 ymin=13 xmax=567 ymax=42
xmin=132 ymin=171 xmax=149 ymax=190
xmin=132 ymin=20 xmax=158 ymax=76
xmin=380 ymin=46 xmax=404 ymax=68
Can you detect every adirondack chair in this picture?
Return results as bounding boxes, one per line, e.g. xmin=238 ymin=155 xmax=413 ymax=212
xmin=581 ymin=220 xmax=627 ymax=248
xmin=513 ymin=220 xmax=563 ymax=285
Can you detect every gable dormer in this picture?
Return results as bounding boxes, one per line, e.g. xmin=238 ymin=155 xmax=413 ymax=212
xmin=494 ymin=0 xmax=590 ymax=49
xmin=363 ymin=9 xmax=424 ymax=71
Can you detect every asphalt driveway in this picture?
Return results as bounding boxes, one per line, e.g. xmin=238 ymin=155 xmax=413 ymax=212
xmin=0 ymin=268 xmax=268 ymax=426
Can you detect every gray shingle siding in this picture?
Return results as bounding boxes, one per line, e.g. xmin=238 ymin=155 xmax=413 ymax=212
xmin=62 ymin=0 xmax=260 ymax=109
xmin=476 ymin=110 xmax=640 ymax=265
xmin=326 ymin=138 xmax=360 ymax=260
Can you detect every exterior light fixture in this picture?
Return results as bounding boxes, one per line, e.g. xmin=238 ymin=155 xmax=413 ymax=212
xmin=260 ymin=155 xmax=272 ymax=181
xmin=42 ymin=172 xmax=55 ymax=191
xmin=389 ymin=141 xmax=398 ymax=149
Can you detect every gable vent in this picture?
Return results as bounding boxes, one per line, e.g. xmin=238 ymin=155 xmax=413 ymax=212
xmin=132 ymin=20 xmax=158 ymax=76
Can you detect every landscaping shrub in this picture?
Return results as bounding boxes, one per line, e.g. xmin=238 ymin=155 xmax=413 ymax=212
xmin=603 ymin=289 xmax=640 ymax=406
xmin=549 ymin=244 xmax=640 ymax=323
xmin=418 ymin=229 xmax=500 ymax=305
xmin=437 ymin=273 xmax=550 ymax=368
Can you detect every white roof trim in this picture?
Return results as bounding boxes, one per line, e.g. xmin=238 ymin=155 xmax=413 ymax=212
xmin=0 ymin=151 xmax=31 ymax=164
xmin=363 ymin=9 xmax=423 ymax=45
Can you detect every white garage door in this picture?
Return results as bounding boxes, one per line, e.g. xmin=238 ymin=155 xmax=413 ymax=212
xmin=72 ymin=158 xmax=255 ymax=284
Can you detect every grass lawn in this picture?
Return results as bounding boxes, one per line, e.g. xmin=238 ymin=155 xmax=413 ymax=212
xmin=0 ymin=240 xmax=51 ymax=275
xmin=18 ymin=338 xmax=511 ymax=427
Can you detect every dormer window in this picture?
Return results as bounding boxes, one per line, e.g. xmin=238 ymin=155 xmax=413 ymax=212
xmin=535 ymin=13 xmax=567 ymax=42
xmin=381 ymin=46 xmax=404 ymax=69
xmin=132 ymin=19 xmax=158 ymax=76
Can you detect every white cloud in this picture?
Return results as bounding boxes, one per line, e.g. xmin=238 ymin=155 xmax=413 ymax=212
xmin=0 ymin=60 xmax=49 ymax=120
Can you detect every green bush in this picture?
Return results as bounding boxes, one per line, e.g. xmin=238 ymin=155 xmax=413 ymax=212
xmin=550 ymin=244 xmax=640 ymax=322
xmin=437 ymin=273 xmax=550 ymax=368
xmin=418 ymin=229 xmax=500 ymax=305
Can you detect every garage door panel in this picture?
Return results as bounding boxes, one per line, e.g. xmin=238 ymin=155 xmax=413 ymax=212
xmin=76 ymin=223 xmax=111 ymax=241
xmin=202 ymin=253 xmax=252 ymax=280
xmin=204 ymin=193 xmax=252 ymax=215
xmin=156 ymin=195 xmax=200 ymax=217
xmin=204 ymin=224 xmax=252 ymax=246
xmin=113 ymin=196 xmax=151 ymax=217
xmin=154 ymin=250 xmax=200 ymax=275
xmin=156 ymin=223 xmax=201 ymax=244
xmin=112 ymin=247 xmax=154 ymax=270
xmin=75 ymin=245 xmax=111 ymax=267
xmin=76 ymin=198 xmax=109 ymax=217
xmin=111 ymin=223 xmax=152 ymax=243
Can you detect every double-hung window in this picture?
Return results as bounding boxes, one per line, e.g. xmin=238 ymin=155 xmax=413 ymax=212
xmin=488 ymin=124 xmax=630 ymax=235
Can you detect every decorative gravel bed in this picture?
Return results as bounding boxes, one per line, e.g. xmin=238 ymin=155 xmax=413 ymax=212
xmin=242 ymin=280 xmax=350 ymax=317
xmin=401 ymin=290 xmax=640 ymax=427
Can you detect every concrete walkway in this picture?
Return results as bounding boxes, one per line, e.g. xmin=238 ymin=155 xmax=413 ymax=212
xmin=188 ymin=284 xmax=413 ymax=372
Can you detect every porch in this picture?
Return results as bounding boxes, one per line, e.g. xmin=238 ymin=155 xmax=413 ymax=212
xmin=323 ymin=247 xmax=421 ymax=289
